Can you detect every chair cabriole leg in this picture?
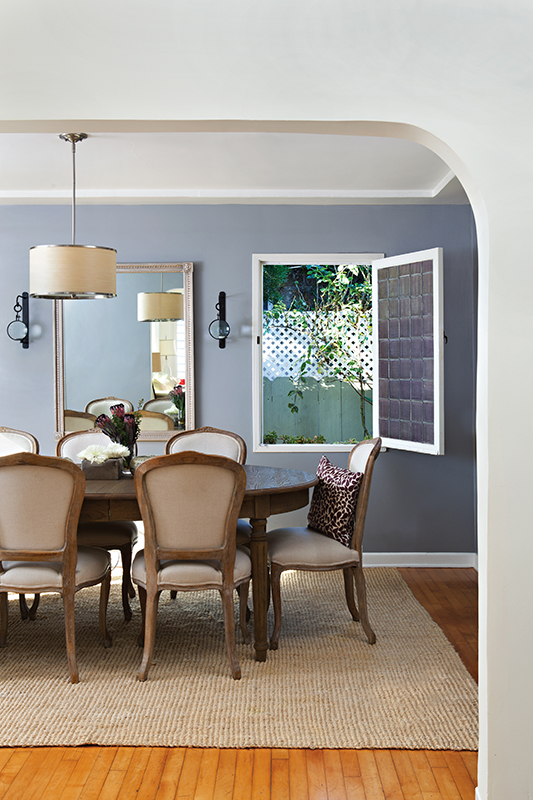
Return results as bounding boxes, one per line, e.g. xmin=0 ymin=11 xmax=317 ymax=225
xmin=238 ymin=580 xmax=251 ymax=644
xmin=353 ymin=564 xmax=376 ymax=644
xmin=119 ymin=543 xmax=134 ymax=621
xmin=269 ymin=562 xmax=284 ymax=650
xmin=343 ymin=567 xmax=360 ymax=621
xmin=220 ymin=585 xmax=241 ymax=680
xmin=138 ymin=589 xmax=160 ymax=681
xmin=0 ymin=592 xmax=7 ymax=646
xmin=99 ymin=571 xmax=112 ymax=648
xmin=63 ymin=589 xmax=79 ymax=683
xmin=137 ymin=585 xmax=147 ymax=646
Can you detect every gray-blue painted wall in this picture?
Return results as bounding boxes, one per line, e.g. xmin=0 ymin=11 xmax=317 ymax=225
xmin=0 ymin=203 xmax=477 ymax=553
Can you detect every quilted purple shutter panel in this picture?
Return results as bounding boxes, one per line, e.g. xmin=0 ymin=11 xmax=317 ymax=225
xmin=372 ymin=248 xmax=444 ymax=455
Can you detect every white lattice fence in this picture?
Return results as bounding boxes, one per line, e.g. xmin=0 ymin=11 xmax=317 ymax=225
xmin=263 ymin=312 xmax=372 ymax=384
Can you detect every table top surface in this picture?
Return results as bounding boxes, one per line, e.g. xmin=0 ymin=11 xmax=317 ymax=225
xmin=83 ymin=463 xmax=318 ymax=500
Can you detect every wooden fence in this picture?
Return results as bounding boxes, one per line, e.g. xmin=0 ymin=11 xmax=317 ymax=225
xmin=262 ymin=377 xmax=372 ymax=443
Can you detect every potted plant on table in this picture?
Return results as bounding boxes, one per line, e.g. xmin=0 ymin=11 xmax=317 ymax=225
xmin=95 ymin=403 xmax=142 ymax=469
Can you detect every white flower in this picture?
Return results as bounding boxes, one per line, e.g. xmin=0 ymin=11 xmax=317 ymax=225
xmin=164 ymin=406 xmax=180 ymax=415
xmin=103 ymin=443 xmax=130 ymax=459
xmin=77 ymin=445 xmax=109 ymax=464
xmin=77 ymin=443 xmax=130 ymax=463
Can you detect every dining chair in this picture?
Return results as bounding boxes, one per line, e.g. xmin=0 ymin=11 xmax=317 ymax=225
xmin=64 ymin=410 xmax=97 ymax=432
xmin=165 ymin=426 xmax=251 ymax=545
xmin=138 ymin=410 xmax=174 ymax=431
xmin=84 ymin=397 xmax=134 ymax=417
xmin=0 ymin=452 xmax=112 ymax=683
xmin=267 ymin=437 xmax=382 ymax=650
xmin=0 ymin=426 xmax=39 ymax=457
xmin=56 ymin=429 xmax=138 ymax=621
xmin=0 ymin=427 xmax=40 ymax=620
xmin=133 ymin=452 xmax=250 ymax=680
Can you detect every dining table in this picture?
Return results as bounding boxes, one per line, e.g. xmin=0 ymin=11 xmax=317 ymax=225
xmin=80 ymin=463 xmax=318 ymax=662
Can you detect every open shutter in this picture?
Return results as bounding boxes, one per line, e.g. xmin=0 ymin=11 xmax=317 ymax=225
xmin=372 ymin=248 xmax=444 ymax=455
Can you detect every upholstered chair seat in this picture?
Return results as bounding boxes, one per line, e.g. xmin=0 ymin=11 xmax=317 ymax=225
xmin=133 ymin=545 xmax=251 ymax=589
xmin=267 ymin=527 xmax=360 ymax=570
xmin=1 ymin=546 xmax=110 ymax=592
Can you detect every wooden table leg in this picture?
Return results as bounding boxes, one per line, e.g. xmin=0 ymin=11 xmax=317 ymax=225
xmin=249 ymin=517 xmax=268 ymax=662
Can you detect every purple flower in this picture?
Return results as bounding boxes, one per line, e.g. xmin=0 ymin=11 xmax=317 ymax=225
xmin=110 ymin=403 xmax=125 ymax=419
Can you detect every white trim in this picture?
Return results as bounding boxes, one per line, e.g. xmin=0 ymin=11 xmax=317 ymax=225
xmin=363 ymin=552 xmax=478 ymax=569
xmin=252 ymin=253 xmax=383 ymax=453
xmin=475 ymin=788 xmax=482 ymax=800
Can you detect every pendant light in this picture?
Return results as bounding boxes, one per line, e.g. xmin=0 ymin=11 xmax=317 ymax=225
xmin=137 ymin=280 xmax=184 ymax=322
xmin=29 ymin=133 xmax=116 ymax=299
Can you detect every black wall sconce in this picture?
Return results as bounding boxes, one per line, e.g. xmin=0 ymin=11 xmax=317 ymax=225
xmin=7 ymin=292 xmax=29 ymax=349
xmin=208 ymin=291 xmax=230 ymax=348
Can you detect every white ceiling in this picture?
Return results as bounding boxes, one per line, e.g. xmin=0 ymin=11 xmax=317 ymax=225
xmin=0 ymin=131 xmax=469 ymax=205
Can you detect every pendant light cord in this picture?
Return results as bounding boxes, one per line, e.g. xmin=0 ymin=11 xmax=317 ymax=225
xmin=71 ymin=138 xmax=77 ymax=246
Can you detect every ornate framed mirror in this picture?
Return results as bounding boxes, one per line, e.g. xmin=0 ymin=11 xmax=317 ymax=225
xmin=54 ymin=262 xmax=194 ymax=441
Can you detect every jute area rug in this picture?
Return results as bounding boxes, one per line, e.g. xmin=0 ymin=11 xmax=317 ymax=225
xmin=0 ymin=568 xmax=477 ymax=750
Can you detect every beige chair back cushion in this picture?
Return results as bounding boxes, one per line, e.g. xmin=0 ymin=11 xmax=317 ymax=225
xmin=85 ymin=397 xmax=134 ymax=416
xmin=0 ymin=430 xmax=37 ymax=456
xmin=143 ymin=399 xmax=174 ymax=413
xmin=144 ymin=462 xmax=237 ymax=550
xmin=138 ymin=411 xmax=174 ymax=431
xmin=166 ymin=431 xmax=242 ymax=462
xmin=0 ymin=464 xmax=74 ymax=551
xmin=64 ymin=411 xmax=97 ymax=432
xmin=57 ymin=430 xmax=111 ymax=462
xmin=347 ymin=440 xmax=376 ymax=475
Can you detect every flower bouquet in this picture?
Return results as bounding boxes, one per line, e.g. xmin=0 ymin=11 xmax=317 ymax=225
xmin=77 ymin=442 xmax=131 ymax=480
xmin=95 ymin=403 xmax=142 ymax=469
xmin=168 ymin=380 xmax=186 ymax=428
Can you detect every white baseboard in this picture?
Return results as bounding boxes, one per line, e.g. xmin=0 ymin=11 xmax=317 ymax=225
xmin=475 ymin=787 xmax=482 ymax=800
xmin=364 ymin=552 xmax=478 ymax=569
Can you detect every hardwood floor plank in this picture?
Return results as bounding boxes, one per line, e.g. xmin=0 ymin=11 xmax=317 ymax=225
xmin=431 ymin=767 xmax=463 ymax=800
xmin=323 ymin=749 xmax=347 ymax=800
xmin=407 ymin=752 xmax=439 ymax=794
xmin=459 ymin=753 xmax=478 ymax=785
xmin=0 ymin=748 xmax=32 ymax=799
xmin=155 ymin=747 xmax=186 ymax=800
xmin=77 ymin=748 xmax=118 ymax=800
xmin=97 ymin=747 xmax=136 ymax=800
xmin=288 ymin=750 xmax=308 ymax=800
xmin=339 ymin=750 xmax=361 ymax=778
xmin=212 ymin=749 xmax=237 ymax=800
xmin=344 ymin=776 xmax=366 ymax=800
xmin=251 ymin=749 xmax=271 ymax=799
xmin=271 ymin=749 xmax=289 ymax=760
xmin=57 ymin=748 xmax=100 ymax=800
xmin=117 ymin=747 xmax=152 ymax=799
xmin=358 ymin=751 xmax=385 ymax=800
xmin=137 ymin=748 xmax=169 ymax=800
xmin=390 ymin=751 xmax=423 ymax=800
xmin=443 ymin=753 xmax=476 ymax=800
xmin=271 ymin=754 xmax=289 ymax=800
xmin=2 ymin=747 xmax=52 ymax=800
xmin=233 ymin=749 xmax=254 ymax=800
xmin=374 ymin=750 xmax=404 ymax=799
xmin=193 ymin=749 xmax=220 ymax=800
xmin=173 ymin=748 xmax=203 ymax=800
xmin=305 ymin=750 xmax=327 ymax=800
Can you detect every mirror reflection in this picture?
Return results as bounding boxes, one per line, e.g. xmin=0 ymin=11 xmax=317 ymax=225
xmin=56 ymin=263 xmax=194 ymax=440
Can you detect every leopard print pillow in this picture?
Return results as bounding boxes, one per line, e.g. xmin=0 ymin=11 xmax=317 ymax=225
xmin=307 ymin=455 xmax=363 ymax=548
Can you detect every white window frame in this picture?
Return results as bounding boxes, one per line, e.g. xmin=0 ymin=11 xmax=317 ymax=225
xmin=252 ymin=253 xmax=383 ymax=453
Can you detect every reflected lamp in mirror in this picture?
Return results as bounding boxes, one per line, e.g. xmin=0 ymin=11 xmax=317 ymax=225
xmin=138 ymin=291 xmax=184 ymax=322
xmin=7 ymin=293 xmax=29 ymax=349
xmin=29 ymin=134 xmax=117 ymax=299
xmin=208 ymin=291 xmax=230 ymax=348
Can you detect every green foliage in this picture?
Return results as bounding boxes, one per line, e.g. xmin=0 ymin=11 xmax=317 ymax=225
xmin=263 ymin=263 xmax=373 ymax=438
xmin=262 ymin=430 xmax=326 ymax=445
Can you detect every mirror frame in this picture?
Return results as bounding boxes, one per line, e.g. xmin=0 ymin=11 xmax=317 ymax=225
xmin=54 ymin=261 xmax=195 ymax=441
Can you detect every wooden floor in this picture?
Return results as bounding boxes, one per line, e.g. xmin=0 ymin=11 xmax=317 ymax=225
xmin=0 ymin=568 xmax=478 ymax=800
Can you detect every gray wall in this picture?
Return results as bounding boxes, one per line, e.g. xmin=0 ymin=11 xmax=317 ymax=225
xmin=0 ymin=203 xmax=477 ymax=553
